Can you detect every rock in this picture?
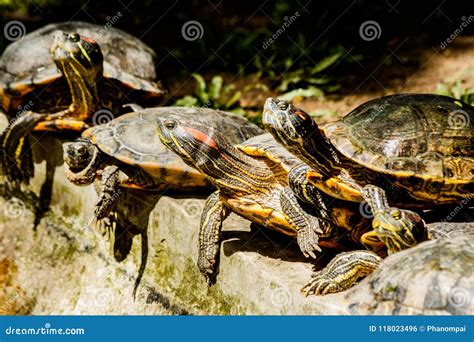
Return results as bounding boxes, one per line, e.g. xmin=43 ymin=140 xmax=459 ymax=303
xmin=0 ymin=153 xmax=472 ymax=314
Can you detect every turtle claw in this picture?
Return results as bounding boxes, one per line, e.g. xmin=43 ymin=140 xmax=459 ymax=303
xmin=302 ymin=272 xmax=342 ymax=296
xmin=198 ymin=255 xmax=219 ymax=285
xmin=297 ymin=226 xmax=322 ymax=259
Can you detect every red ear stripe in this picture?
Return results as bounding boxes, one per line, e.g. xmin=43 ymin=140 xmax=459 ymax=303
xmin=183 ymin=127 xmax=219 ymax=150
xmin=81 ymin=36 xmax=97 ymax=44
xmin=294 ymin=110 xmax=308 ymax=120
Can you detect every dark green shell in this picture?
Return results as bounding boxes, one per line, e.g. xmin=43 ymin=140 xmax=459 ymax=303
xmin=324 ymin=94 xmax=474 ymax=182
xmin=84 ymin=107 xmax=263 ymax=181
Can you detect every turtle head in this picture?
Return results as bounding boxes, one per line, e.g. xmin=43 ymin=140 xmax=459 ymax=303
xmin=372 ymin=208 xmax=428 ymax=254
xmin=263 ymin=97 xmax=317 ymax=150
xmin=156 ymin=115 xmax=228 ymax=173
xmin=63 ymin=140 xmax=100 ymax=185
xmin=51 ymin=31 xmax=103 ymax=83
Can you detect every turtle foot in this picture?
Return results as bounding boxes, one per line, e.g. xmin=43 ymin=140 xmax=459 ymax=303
xmin=198 ymin=255 xmax=219 ymax=285
xmin=302 ymin=271 xmax=344 ymax=296
xmin=297 ymin=225 xmax=322 ymax=259
xmin=302 ymin=250 xmax=381 ymax=296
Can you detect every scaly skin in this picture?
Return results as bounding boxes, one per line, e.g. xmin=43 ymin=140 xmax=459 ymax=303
xmin=156 ymin=115 xmax=429 ymax=295
xmin=262 ymin=97 xmax=432 ymax=237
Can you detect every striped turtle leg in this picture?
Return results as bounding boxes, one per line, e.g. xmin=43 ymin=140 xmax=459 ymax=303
xmin=1 ymin=113 xmax=41 ymax=184
xmin=288 ymin=163 xmax=334 ymax=221
xmin=94 ymin=165 xmax=129 ymax=221
xmin=280 ymin=185 xmax=328 ymax=259
xmin=198 ymin=191 xmax=230 ymax=285
xmin=302 ymin=250 xmax=382 ymax=296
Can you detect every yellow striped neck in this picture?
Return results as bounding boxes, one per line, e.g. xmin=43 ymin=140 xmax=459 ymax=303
xmin=60 ymin=60 xmax=101 ymax=115
xmin=294 ymin=130 xmax=343 ymax=177
xmin=199 ymin=143 xmax=276 ymax=196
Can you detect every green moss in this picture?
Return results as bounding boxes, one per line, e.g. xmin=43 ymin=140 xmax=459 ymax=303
xmin=147 ymin=245 xmax=248 ymax=314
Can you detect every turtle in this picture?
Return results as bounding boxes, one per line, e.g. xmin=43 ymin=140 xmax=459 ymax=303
xmin=155 ymin=115 xmax=428 ymax=292
xmin=0 ymin=21 xmax=165 ymax=226
xmin=262 ymin=95 xmax=473 ymax=229
xmin=62 ymin=106 xmax=263 ymax=296
xmin=345 ymin=222 xmax=473 ymax=315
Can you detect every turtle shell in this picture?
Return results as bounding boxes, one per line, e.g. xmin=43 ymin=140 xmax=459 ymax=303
xmin=237 ymin=133 xmax=301 ymax=173
xmin=83 ymin=107 xmax=263 ymax=191
xmin=0 ymin=21 xmax=163 ymax=102
xmin=359 ymin=223 xmax=474 ymax=315
xmin=324 ymin=94 xmax=474 ymax=183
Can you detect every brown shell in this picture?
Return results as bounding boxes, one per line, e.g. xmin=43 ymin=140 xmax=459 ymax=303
xmin=324 ymin=94 xmax=474 ymax=184
xmin=0 ymin=21 xmax=163 ymax=99
xmin=83 ymin=107 xmax=263 ymax=188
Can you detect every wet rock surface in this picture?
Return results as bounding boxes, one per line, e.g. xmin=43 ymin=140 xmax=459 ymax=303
xmin=0 ymin=160 xmax=472 ymax=315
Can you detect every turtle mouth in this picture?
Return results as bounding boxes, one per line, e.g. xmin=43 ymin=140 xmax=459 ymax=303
xmin=264 ymin=97 xmax=279 ymax=112
xmin=63 ymin=142 xmax=100 ymax=185
xmin=262 ymin=98 xmax=286 ymax=133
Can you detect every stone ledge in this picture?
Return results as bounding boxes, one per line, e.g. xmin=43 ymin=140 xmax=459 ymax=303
xmin=0 ymin=160 xmax=472 ymax=315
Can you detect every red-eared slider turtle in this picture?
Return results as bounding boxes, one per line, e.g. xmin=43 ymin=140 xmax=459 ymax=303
xmin=263 ymin=95 xmax=473 ymax=229
xmin=63 ymin=106 xmax=263 ymax=296
xmin=155 ymin=115 xmax=428 ymax=291
xmin=0 ymin=21 xmax=165 ymax=225
xmin=346 ymin=222 xmax=473 ymax=315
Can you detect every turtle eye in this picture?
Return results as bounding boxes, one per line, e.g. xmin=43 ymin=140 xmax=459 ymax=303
xmin=390 ymin=209 xmax=402 ymax=220
xmin=164 ymin=119 xmax=177 ymax=130
xmin=77 ymin=146 xmax=87 ymax=155
xmin=68 ymin=33 xmax=81 ymax=42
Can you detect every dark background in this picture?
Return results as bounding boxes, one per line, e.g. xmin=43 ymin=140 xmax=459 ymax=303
xmin=1 ymin=0 xmax=473 ymax=118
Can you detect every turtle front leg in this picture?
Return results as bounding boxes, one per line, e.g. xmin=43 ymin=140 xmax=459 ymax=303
xmin=33 ymin=119 xmax=89 ymax=132
xmin=1 ymin=112 xmax=43 ymax=183
xmin=302 ymin=250 xmax=382 ymax=296
xmin=284 ymin=163 xmax=341 ymax=257
xmin=1 ymin=109 xmax=78 ymax=184
xmin=94 ymin=165 xmax=129 ymax=222
xmin=198 ymin=191 xmax=230 ymax=284
xmin=280 ymin=186 xmax=326 ymax=258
